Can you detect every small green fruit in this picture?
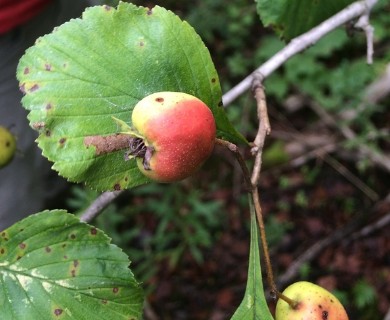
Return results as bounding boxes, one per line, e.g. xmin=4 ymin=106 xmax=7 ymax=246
xmin=0 ymin=126 xmax=17 ymax=169
xmin=275 ymin=281 xmax=349 ymax=320
xmin=130 ymin=92 xmax=216 ymax=182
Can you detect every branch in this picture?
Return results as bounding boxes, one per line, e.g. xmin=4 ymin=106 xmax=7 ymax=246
xmin=222 ymin=0 xmax=379 ymax=106
xmin=80 ymin=190 xmax=123 ymax=222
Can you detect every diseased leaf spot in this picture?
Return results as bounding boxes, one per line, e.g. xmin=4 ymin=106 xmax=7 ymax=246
xmin=0 ymin=248 xmax=5 ymax=254
xmin=218 ymin=101 xmax=223 ymax=107
xmin=101 ymin=299 xmax=108 ymax=304
xmin=155 ymin=97 xmax=164 ymax=103
xmin=70 ymin=233 xmax=76 ymax=240
xmin=29 ymin=84 xmax=39 ymax=92
xmin=46 ymin=103 xmax=53 ymax=110
xmin=90 ymin=227 xmax=97 ymax=235
xmin=146 ymin=8 xmax=153 ymax=15
xmin=114 ymin=183 xmax=121 ymax=191
xmin=54 ymin=308 xmax=63 ymax=316
xmin=45 ymin=130 xmax=51 ymax=137
xmin=63 ymin=255 xmax=68 ymax=260
xmin=139 ymin=41 xmax=144 ymax=46
xmin=71 ymin=269 xmax=76 ymax=277
xmin=45 ymin=64 xmax=52 ymax=71
xmin=16 ymin=255 xmax=22 ymax=260
xmin=19 ymin=84 xmax=26 ymax=94
xmin=23 ymin=67 xmax=30 ymax=74
xmin=32 ymin=122 xmax=45 ymax=130
xmin=45 ymin=246 xmax=52 ymax=253
xmin=103 ymin=5 xmax=112 ymax=11
xmin=73 ymin=260 xmax=79 ymax=268
xmin=113 ymin=287 xmax=119 ymax=294
xmin=59 ymin=137 xmax=66 ymax=145
xmin=211 ymin=78 xmax=216 ymax=83
xmin=19 ymin=243 xmax=26 ymax=249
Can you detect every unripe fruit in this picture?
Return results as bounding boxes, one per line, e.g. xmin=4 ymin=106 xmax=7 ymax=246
xmin=275 ymin=281 xmax=349 ymax=320
xmin=130 ymin=92 xmax=216 ymax=182
xmin=0 ymin=126 xmax=17 ymax=169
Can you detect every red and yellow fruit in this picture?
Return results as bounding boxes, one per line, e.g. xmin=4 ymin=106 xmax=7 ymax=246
xmin=128 ymin=92 xmax=216 ymax=182
xmin=275 ymin=281 xmax=349 ymax=320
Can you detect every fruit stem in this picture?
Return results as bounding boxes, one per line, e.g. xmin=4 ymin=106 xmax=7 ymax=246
xmin=215 ymin=138 xmax=278 ymax=297
xmin=277 ymin=291 xmax=299 ymax=309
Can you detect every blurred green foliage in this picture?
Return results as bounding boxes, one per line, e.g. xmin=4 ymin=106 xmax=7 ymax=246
xmin=68 ymin=183 xmax=224 ymax=286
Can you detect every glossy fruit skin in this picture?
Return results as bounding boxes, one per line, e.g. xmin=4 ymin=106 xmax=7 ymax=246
xmin=0 ymin=126 xmax=17 ymax=169
xmin=131 ymin=92 xmax=216 ymax=182
xmin=275 ymin=281 xmax=349 ymax=320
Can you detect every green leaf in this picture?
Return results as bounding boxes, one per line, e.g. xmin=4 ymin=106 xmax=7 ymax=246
xmin=17 ymin=3 xmax=245 ymax=191
xmin=231 ymin=197 xmax=274 ymax=320
xmin=0 ymin=210 xmax=143 ymax=320
xmin=256 ymin=0 xmax=355 ymax=41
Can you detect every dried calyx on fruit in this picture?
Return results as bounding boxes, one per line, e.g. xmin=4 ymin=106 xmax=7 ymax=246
xmin=113 ymin=92 xmax=216 ymax=183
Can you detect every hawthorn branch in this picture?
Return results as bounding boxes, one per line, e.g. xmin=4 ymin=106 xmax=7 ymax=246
xmin=222 ymin=0 xmax=379 ymax=106
xmin=80 ymin=190 xmax=123 ymax=223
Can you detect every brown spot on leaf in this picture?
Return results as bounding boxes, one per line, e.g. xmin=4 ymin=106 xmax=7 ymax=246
xmin=113 ymin=287 xmax=119 ymax=294
xmin=139 ymin=41 xmax=144 ymax=46
xmin=71 ymin=269 xmax=76 ymax=277
xmin=45 ymin=246 xmax=51 ymax=253
xmin=155 ymin=97 xmax=164 ymax=103
xmin=90 ymin=228 xmax=97 ymax=235
xmin=45 ymin=64 xmax=52 ymax=71
xmin=45 ymin=130 xmax=51 ymax=137
xmin=103 ymin=5 xmax=112 ymax=11
xmin=84 ymin=134 xmax=132 ymax=156
xmin=101 ymin=299 xmax=108 ymax=304
xmin=211 ymin=78 xmax=216 ymax=83
xmin=19 ymin=243 xmax=26 ymax=249
xmin=147 ymin=8 xmax=153 ymax=15
xmin=0 ymin=248 xmax=5 ymax=254
xmin=70 ymin=234 xmax=76 ymax=240
xmin=29 ymin=84 xmax=39 ymax=92
xmin=114 ymin=183 xmax=121 ymax=191
xmin=218 ymin=101 xmax=223 ymax=107
xmin=24 ymin=67 xmax=30 ymax=74
xmin=19 ymin=83 xmax=26 ymax=94
xmin=54 ymin=308 xmax=63 ymax=316
xmin=73 ymin=260 xmax=79 ymax=268
xmin=59 ymin=137 xmax=66 ymax=146
xmin=46 ymin=103 xmax=53 ymax=110
xmin=32 ymin=122 xmax=45 ymax=130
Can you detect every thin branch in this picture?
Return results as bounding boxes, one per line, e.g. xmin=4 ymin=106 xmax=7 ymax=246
xmin=215 ymin=138 xmax=252 ymax=190
xmin=384 ymin=306 xmax=390 ymax=320
xmin=222 ymin=0 xmax=379 ymax=106
xmin=354 ymin=2 xmax=375 ymax=64
xmin=251 ymin=79 xmax=271 ymax=186
xmin=80 ymin=190 xmax=123 ymax=223
xmin=277 ymin=220 xmax=358 ymax=287
xmin=349 ymin=211 xmax=390 ymax=241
